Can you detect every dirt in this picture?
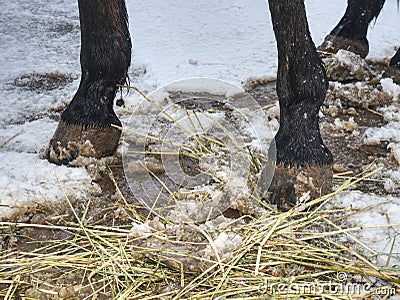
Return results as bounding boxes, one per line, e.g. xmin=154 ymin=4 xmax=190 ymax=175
xmin=1 ymin=56 xmax=400 ymax=298
xmin=12 ymin=72 xmax=76 ymax=92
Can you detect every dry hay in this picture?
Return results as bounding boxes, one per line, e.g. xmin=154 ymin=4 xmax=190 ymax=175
xmin=0 ymin=167 xmax=399 ymax=299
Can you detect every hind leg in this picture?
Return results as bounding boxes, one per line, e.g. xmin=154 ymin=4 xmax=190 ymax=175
xmin=267 ymin=0 xmax=333 ymax=210
xmin=318 ymin=0 xmax=386 ymax=58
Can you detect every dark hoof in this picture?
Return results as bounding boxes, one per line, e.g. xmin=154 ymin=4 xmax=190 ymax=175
xmin=383 ymin=66 xmax=400 ymax=85
xmin=389 ymin=49 xmax=400 ymax=68
xmin=43 ymin=141 xmax=79 ymax=165
xmin=318 ymin=34 xmax=369 ymax=59
xmin=42 ymin=120 xmax=121 ymax=165
xmin=267 ymin=163 xmax=333 ymax=211
xmin=381 ymin=49 xmax=400 ymax=84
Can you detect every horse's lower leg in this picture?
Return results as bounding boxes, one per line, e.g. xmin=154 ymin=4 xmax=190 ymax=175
xmin=267 ymin=0 xmax=333 ymax=210
xmin=318 ymin=0 xmax=386 ymax=58
xmin=44 ymin=0 xmax=131 ymax=165
xmin=390 ymin=48 xmax=400 ymax=68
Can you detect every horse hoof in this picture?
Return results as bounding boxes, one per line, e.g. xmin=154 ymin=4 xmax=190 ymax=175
xmin=318 ymin=34 xmax=369 ymax=59
xmin=383 ymin=66 xmax=400 ymax=85
xmin=267 ymin=163 xmax=333 ymax=211
xmin=42 ymin=120 xmax=121 ymax=165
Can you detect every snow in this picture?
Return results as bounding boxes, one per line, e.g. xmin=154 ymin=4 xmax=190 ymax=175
xmin=363 ymin=87 xmax=400 ymax=146
xmin=128 ymin=0 xmax=272 ymax=89
xmin=332 ymin=191 xmax=400 ymax=267
xmin=204 ymin=231 xmax=243 ymax=261
xmin=381 ymin=78 xmax=400 ymax=100
xmin=162 ymin=77 xmax=244 ymax=97
xmin=129 ymin=222 xmax=153 ymax=238
xmin=334 ymin=116 xmax=359 ymax=133
xmin=0 ymin=152 xmax=98 ymax=218
xmin=0 ymin=0 xmax=400 ymax=270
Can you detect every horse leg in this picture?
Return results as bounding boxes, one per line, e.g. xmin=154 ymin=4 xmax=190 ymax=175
xmin=44 ymin=0 xmax=131 ymax=165
xmin=267 ymin=0 xmax=333 ymax=210
xmin=318 ymin=0 xmax=386 ymax=58
xmin=389 ymin=48 xmax=400 ymax=68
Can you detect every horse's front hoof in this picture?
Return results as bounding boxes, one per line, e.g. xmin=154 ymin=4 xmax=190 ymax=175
xmin=42 ymin=120 xmax=121 ymax=165
xmin=267 ymin=163 xmax=333 ymax=211
xmin=43 ymin=140 xmax=79 ymax=165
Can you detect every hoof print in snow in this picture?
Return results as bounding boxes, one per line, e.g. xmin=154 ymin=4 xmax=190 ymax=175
xmin=267 ymin=163 xmax=333 ymax=211
xmin=42 ymin=120 xmax=121 ymax=165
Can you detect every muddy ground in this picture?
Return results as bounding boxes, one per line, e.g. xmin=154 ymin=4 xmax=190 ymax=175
xmin=1 ymin=54 xmax=400 ymax=298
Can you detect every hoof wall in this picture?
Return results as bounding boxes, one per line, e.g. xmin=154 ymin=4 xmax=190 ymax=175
xmin=318 ymin=35 xmax=368 ymax=59
xmin=42 ymin=121 xmax=121 ymax=165
xmin=267 ymin=163 xmax=333 ymax=211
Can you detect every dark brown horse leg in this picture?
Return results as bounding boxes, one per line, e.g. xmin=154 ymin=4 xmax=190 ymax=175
xmin=44 ymin=0 xmax=131 ymax=165
xmin=318 ymin=0 xmax=386 ymax=58
xmin=267 ymin=0 xmax=333 ymax=210
xmin=390 ymin=48 xmax=400 ymax=68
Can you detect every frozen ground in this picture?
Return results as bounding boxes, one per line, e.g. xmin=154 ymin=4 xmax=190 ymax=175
xmin=0 ymin=0 xmax=399 ymax=271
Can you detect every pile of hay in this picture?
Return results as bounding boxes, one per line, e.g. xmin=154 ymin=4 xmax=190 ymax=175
xmin=1 ymin=169 xmax=399 ymax=299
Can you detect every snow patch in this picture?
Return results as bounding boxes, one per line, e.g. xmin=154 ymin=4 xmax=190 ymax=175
xmin=380 ymin=78 xmax=400 ymax=100
xmin=364 ymin=122 xmax=400 ymax=145
xmin=0 ymin=153 xmax=98 ymax=219
xmin=204 ymin=231 xmax=243 ymax=261
xmin=324 ymin=50 xmax=374 ymax=82
xmin=129 ymin=222 xmax=153 ymax=238
xmin=332 ymin=191 xmax=400 ymax=267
